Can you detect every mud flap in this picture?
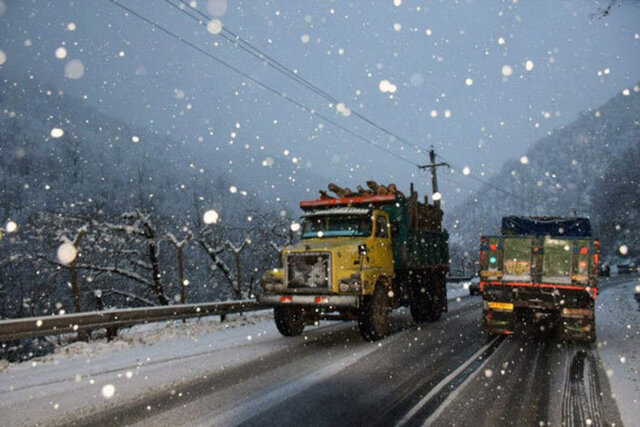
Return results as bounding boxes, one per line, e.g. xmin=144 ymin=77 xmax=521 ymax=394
xmin=483 ymin=308 xmax=516 ymax=336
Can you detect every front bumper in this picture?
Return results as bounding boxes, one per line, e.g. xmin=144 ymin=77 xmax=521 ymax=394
xmin=258 ymin=293 xmax=359 ymax=308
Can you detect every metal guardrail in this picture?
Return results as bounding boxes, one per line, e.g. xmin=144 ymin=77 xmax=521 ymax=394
xmin=0 ymin=300 xmax=267 ymax=342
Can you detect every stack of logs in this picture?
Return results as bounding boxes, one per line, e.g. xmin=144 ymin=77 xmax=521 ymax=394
xmin=319 ymin=181 xmax=442 ymax=231
xmin=408 ymin=190 xmax=443 ymax=231
xmin=319 ymin=181 xmax=403 ymax=199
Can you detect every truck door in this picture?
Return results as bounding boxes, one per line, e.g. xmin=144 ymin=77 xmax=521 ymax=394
xmin=502 ymin=237 xmax=533 ymax=283
xmin=373 ymin=212 xmax=394 ymax=274
xmin=541 ymin=237 xmax=572 ymax=285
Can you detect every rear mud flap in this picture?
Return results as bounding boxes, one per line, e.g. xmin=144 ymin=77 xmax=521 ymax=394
xmin=483 ymin=309 xmax=515 ymax=335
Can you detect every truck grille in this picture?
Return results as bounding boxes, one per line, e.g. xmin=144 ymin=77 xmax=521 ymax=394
xmin=286 ymin=252 xmax=331 ymax=290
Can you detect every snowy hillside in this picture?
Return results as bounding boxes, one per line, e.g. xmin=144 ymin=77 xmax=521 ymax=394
xmin=0 ymin=80 xmax=313 ymax=323
xmin=446 ymin=85 xmax=640 ymax=263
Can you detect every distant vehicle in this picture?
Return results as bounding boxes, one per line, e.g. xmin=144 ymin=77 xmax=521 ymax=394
xmin=634 ymin=285 xmax=640 ymax=304
xmin=480 ymin=216 xmax=599 ymax=342
xmin=259 ymin=182 xmax=449 ymax=341
xmin=617 ymin=264 xmax=635 ymax=274
xmin=598 ymin=264 xmax=610 ymax=277
xmin=467 ymin=276 xmax=481 ymax=296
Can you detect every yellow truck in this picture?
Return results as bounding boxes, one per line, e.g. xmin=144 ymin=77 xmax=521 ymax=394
xmin=259 ymin=186 xmax=449 ymax=341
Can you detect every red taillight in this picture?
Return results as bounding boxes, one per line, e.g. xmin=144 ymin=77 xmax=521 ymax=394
xmin=315 ymin=296 xmax=328 ymax=304
xmin=280 ymin=296 xmax=292 ymax=303
xmin=490 ymin=244 xmax=497 ymax=251
xmin=580 ymin=247 xmax=588 ymax=255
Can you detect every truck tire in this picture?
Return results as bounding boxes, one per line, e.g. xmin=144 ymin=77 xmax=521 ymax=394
xmin=358 ymin=284 xmax=390 ymax=341
xmin=410 ymin=282 xmax=443 ymax=323
xmin=274 ymin=306 xmax=305 ymax=337
xmin=410 ymin=288 xmax=429 ymax=323
xmin=584 ymin=316 xmax=597 ymax=343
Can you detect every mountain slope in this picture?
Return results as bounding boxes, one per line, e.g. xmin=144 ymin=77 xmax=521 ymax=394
xmin=447 ymin=85 xmax=640 ymax=262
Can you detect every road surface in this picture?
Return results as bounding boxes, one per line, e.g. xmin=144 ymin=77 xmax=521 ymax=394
xmin=0 ymin=278 xmax=633 ymax=426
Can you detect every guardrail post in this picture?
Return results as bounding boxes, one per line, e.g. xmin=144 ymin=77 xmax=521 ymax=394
xmin=94 ymin=290 xmax=118 ymax=341
xmin=179 ymin=246 xmax=186 ymax=304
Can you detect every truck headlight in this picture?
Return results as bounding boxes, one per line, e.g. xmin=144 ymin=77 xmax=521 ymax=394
xmin=339 ymin=274 xmax=362 ymax=293
xmin=262 ymin=282 xmax=284 ymax=292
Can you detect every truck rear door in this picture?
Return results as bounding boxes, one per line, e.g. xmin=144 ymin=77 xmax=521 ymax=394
xmin=541 ymin=237 xmax=572 ymax=285
xmin=502 ymin=236 xmax=533 ymax=283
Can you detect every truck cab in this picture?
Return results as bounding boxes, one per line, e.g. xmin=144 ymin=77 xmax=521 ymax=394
xmin=261 ymin=207 xmax=394 ymax=304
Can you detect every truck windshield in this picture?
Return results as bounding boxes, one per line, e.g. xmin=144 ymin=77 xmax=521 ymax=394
xmin=302 ymin=215 xmax=372 ymax=238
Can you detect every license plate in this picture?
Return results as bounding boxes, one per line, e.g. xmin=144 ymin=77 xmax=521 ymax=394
xmin=489 ymin=302 xmax=514 ymax=311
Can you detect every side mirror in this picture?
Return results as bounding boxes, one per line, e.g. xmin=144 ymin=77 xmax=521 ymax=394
xmin=358 ymin=244 xmax=368 ymax=256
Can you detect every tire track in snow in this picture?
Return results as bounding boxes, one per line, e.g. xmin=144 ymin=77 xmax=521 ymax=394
xmin=562 ymin=349 xmax=605 ymax=427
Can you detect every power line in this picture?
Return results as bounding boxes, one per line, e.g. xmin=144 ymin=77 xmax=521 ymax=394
xmin=166 ymin=0 xmax=338 ymax=105
xmin=166 ymin=0 xmax=427 ymax=155
xmin=167 ymin=0 xmax=523 ymax=205
xmin=435 ymin=152 xmax=533 ymax=206
xmin=112 ymin=0 xmax=525 ymax=205
xmin=109 ymin=0 xmax=420 ymax=167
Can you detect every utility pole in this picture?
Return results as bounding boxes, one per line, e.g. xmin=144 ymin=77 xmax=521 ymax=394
xmin=419 ymin=147 xmax=449 ymax=208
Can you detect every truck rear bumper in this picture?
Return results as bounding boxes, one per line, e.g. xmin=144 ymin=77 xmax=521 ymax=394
xmin=259 ymin=294 xmax=359 ymax=308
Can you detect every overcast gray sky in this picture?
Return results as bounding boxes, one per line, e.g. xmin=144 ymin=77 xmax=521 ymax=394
xmin=1 ymin=0 xmax=638 ymax=207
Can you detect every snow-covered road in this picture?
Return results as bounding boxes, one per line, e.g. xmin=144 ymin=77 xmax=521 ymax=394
xmin=0 ymin=277 xmax=637 ymax=426
xmin=596 ymin=275 xmax=640 ymax=426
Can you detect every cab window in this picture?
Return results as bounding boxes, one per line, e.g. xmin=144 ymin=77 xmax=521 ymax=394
xmin=375 ymin=215 xmax=389 ymax=238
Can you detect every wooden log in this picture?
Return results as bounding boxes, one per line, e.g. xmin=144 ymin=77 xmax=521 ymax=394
xmin=319 ymin=190 xmax=332 ymax=200
xmin=366 ymin=180 xmax=379 ymax=192
xmin=357 ymin=185 xmax=373 ymax=196
xmin=328 ymin=183 xmax=349 ymax=198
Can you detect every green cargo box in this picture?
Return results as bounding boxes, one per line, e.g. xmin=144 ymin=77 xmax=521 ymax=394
xmin=380 ymin=196 xmax=449 ymax=271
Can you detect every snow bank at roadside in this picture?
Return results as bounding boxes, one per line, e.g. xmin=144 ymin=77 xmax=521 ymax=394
xmin=5 ymin=286 xmax=470 ymax=370
xmin=46 ymin=310 xmax=274 ymax=365
xmin=596 ymin=276 xmax=640 ymax=427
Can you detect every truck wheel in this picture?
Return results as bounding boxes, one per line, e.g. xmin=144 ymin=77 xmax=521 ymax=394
xmin=585 ymin=317 xmax=597 ymax=343
xmin=410 ymin=287 xmax=429 ymax=323
xmin=358 ymin=284 xmax=390 ymax=341
xmin=274 ymin=306 xmax=305 ymax=337
xmin=410 ymin=284 xmax=442 ymax=323
xmin=426 ymin=288 xmax=443 ymax=322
